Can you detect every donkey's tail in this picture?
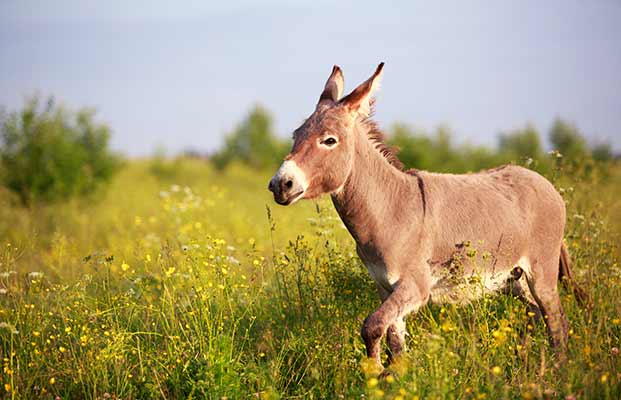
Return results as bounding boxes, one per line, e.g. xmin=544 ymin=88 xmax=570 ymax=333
xmin=559 ymin=242 xmax=590 ymax=306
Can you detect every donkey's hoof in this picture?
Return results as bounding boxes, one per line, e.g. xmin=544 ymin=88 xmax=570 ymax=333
xmin=553 ymin=353 xmax=568 ymax=369
xmin=360 ymin=357 xmax=384 ymax=377
xmin=378 ymin=368 xmax=397 ymax=381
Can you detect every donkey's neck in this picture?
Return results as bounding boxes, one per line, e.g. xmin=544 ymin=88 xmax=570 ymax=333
xmin=331 ymin=120 xmax=422 ymax=248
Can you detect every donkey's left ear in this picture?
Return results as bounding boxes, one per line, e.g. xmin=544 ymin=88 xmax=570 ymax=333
xmin=317 ymin=65 xmax=345 ymax=107
xmin=340 ymin=62 xmax=384 ymax=117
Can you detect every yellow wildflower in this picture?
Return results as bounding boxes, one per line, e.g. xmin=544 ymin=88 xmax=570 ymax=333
xmin=367 ymin=377 xmax=378 ymax=388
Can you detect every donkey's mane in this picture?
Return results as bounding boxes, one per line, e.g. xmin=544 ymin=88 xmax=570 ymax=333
xmin=360 ymin=104 xmax=404 ymax=171
xmin=360 ymin=109 xmax=427 ymax=215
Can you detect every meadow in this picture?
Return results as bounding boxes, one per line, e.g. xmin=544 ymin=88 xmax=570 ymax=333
xmin=0 ymin=157 xmax=620 ymax=399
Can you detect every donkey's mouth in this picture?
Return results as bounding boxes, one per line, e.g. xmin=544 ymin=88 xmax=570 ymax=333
xmin=275 ymin=190 xmax=304 ymax=206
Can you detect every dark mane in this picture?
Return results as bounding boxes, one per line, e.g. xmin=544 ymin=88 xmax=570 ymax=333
xmin=361 ymin=117 xmax=404 ymax=171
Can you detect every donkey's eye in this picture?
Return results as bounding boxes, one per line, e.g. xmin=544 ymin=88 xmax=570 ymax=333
xmin=321 ymin=137 xmax=338 ymax=147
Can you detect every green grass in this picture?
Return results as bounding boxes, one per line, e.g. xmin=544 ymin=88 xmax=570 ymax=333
xmin=0 ymin=158 xmax=619 ymax=399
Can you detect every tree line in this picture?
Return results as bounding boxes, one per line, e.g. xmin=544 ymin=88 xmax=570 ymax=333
xmin=0 ymin=98 xmax=616 ymax=206
xmin=211 ymin=105 xmax=617 ymax=174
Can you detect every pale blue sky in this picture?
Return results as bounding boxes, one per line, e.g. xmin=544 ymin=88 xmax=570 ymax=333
xmin=1 ymin=1 xmax=620 ymax=156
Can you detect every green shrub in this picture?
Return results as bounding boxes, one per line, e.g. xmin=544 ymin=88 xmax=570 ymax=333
xmin=549 ymin=118 xmax=589 ymax=160
xmin=211 ymin=105 xmax=288 ymax=170
xmin=148 ymin=146 xmax=182 ymax=181
xmin=498 ymin=124 xmax=544 ymax=160
xmin=592 ymin=142 xmax=614 ymax=163
xmin=388 ymin=124 xmax=503 ymax=173
xmin=0 ymin=96 xmax=121 ymax=205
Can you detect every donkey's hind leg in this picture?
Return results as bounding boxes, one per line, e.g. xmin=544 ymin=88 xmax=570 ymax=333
xmin=524 ymin=255 xmax=569 ymax=351
xmin=508 ymin=278 xmax=542 ymax=322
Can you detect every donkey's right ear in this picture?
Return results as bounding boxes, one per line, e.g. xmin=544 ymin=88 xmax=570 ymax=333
xmin=317 ymin=65 xmax=344 ymax=106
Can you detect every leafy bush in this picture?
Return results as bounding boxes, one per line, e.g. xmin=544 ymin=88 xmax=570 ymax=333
xmin=550 ymin=118 xmax=589 ymax=160
xmin=498 ymin=124 xmax=544 ymax=160
xmin=148 ymin=146 xmax=182 ymax=181
xmin=0 ymin=96 xmax=121 ymax=205
xmin=388 ymin=124 xmax=503 ymax=173
xmin=211 ymin=105 xmax=288 ymax=170
xmin=591 ymin=142 xmax=614 ymax=162
xmin=389 ymin=118 xmax=617 ymax=174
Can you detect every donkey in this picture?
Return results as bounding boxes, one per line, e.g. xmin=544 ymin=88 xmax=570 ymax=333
xmin=268 ymin=63 xmax=586 ymax=370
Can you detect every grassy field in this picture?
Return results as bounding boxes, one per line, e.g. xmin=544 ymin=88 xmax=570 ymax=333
xmin=0 ymin=158 xmax=620 ymax=399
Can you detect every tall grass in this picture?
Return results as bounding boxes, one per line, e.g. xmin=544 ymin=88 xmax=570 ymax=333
xmin=0 ymin=159 xmax=619 ymax=399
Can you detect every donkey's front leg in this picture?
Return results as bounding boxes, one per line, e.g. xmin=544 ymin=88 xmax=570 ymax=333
xmin=386 ymin=317 xmax=407 ymax=363
xmin=374 ymin=284 xmax=407 ymax=362
xmin=361 ymin=281 xmax=428 ymax=369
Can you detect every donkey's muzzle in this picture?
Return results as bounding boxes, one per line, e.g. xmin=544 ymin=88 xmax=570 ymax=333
xmin=268 ymin=161 xmax=307 ymax=206
xmin=268 ymin=176 xmax=303 ymax=206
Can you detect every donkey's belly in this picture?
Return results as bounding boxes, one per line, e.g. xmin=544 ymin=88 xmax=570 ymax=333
xmin=428 ymin=269 xmax=513 ymax=305
xmin=363 ymin=260 xmax=399 ymax=293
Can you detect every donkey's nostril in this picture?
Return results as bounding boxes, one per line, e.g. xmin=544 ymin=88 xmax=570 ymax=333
xmin=285 ymin=180 xmax=293 ymax=189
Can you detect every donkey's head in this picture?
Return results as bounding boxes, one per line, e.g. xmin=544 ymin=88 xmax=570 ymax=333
xmin=268 ymin=63 xmax=384 ymax=205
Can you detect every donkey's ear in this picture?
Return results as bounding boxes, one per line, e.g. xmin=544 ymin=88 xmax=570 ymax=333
xmin=340 ymin=62 xmax=384 ymax=117
xmin=317 ymin=65 xmax=344 ymax=106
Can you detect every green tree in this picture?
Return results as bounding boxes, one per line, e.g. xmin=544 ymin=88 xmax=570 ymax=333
xmin=389 ymin=123 xmax=500 ymax=173
xmin=549 ymin=118 xmax=588 ymax=159
xmin=0 ymin=96 xmax=120 ymax=205
xmin=389 ymin=123 xmax=435 ymax=170
xmin=211 ymin=105 xmax=287 ymax=170
xmin=498 ymin=124 xmax=543 ymax=159
xmin=591 ymin=142 xmax=614 ymax=162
